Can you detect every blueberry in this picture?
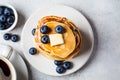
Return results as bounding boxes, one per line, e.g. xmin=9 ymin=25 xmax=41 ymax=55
xmin=40 ymin=25 xmax=50 ymax=34
xmin=41 ymin=35 xmax=49 ymax=44
xmin=3 ymin=33 xmax=11 ymax=40
xmin=29 ymin=47 xmax=37 ymax=55
xmin=0 ymin=14 xmax=7 ymax=23
xmin=0 ymin=23 xmax=5 ymax=30
xmin=31 ymin=28 xmax=36 ymax=36
xmin=55 ymin=25 xmax=64 ymax=33
xmin=11 ymin=35 xmax=19 ymax=42
xmin=4 ymin=7 xmax=13 ymax=15
xmin=0 ymin=7 xmax=4 ymax=15
xmin=63 ymin=61 xmax=73 ymax=69
xmin=4 ymin=23 xmax=12 ymax=29
xmin=56 ymin=66 xmax=66 ymax=74
xmin=7 ymin=16 xmax=15 ymax=25
xmin=54 ymin=60 xmax=63 ymax=66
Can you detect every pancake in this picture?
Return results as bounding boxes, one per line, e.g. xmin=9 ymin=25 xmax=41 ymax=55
xmin=34 ymin=16 xmax=82 ymax=60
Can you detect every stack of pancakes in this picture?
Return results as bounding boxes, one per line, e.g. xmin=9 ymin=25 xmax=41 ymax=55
xmin=34 ymin=16 xmax=82 ymax=60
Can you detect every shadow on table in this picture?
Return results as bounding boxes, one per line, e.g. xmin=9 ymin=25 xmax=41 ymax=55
xmin=22 ymin=58 xmax=32 ymax=80
xmin=13 ymin=10 xmax=26 ymax=30
xmin=71 ymin=10 xmax=99 ymax=75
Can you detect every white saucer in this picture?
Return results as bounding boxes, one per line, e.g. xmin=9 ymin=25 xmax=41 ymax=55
xmin=9 ymin=52 xmax=28 ymax=80
xmin=21 ymin=5 xmax=94 ymax=76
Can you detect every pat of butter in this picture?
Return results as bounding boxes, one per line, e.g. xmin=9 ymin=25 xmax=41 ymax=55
xmin=49 ymin=34 xmax=64 ymax=46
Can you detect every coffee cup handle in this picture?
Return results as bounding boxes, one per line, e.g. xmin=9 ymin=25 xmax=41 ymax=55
xmin=0 ymin=44 xmax=13 ymax=59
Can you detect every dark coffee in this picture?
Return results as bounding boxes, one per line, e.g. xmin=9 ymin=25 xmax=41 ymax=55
xmin=0 ymin=59 xmax=10 ymax=76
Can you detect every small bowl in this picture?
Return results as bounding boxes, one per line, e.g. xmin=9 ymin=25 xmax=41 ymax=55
xmin=0 ymin=4 xmax=18 ymax=33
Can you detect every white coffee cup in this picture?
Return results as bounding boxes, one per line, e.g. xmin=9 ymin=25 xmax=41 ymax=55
xmin=0 ymin=44 xmax=17 ymax=80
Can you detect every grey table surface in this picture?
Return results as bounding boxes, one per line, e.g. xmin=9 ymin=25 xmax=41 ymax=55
xmin=0 ymin=0 xmax=120 ymax=80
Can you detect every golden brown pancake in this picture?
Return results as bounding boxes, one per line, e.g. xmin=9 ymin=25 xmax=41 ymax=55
xmin=34 ymin=16 xmax=82 ymax=60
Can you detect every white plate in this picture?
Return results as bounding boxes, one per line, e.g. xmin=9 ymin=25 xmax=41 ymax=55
xmin=21 ymin=5 xmax=94 ymax=76
xmin=9 ymin=52 xmax=28 ymax=80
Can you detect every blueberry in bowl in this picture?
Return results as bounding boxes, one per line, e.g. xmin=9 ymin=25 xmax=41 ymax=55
xmin=4 ymin=7 xmax=14 ymax=16
xmin=0 ymin=23 xmax=5 ymax=30
xmin=0 ymin=6 xmax=4 ymax=15
xmin=0 ymin=4 xmax=18 ymax=33
xmin=7 ymin=16 xmax=15 ymax=25
xmin=0 ymin=14 xmax=7 ymax=23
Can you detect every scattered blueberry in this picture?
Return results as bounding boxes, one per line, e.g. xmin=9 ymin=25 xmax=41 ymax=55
xmin=0 ymin=23 xmax=5 ymax=30
xmin=54 ymin=60 xmax=63 ymax=66
xmin=3 ymin=33 xmax=20 ymax=42
xmin=55 ymin=25 xmax=64 ymax=33
xmin=63 ymin=61 xmax=73 ymax=69
xmin=3 ymin=33 xmax=11 ymax=40
xmin=11 ymin=35 xmax=19 ymax=42
xmin=41 ymin=35 xmax=49 ymax=44
xmin=0 ymin=7 xmax=4 ymax=15
xmin=4 ymin=7 xmax=13 ymax=16
xmin=29 ymin=47 xmax=37 ymax=55
xmin=54 ymin=60 xmax=73 ymax=74
xmin=0 ymin=14 xmax=7 ymax=23
xmin=32 ymin=28 xmax=36 ymax=36
xmin=56 ymin=66 xmax=66 ymax=74
xmin=40 ymin=25 xmax=50 ymax=34
xmin=7 ymin=16 xmax=15 ymax=25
